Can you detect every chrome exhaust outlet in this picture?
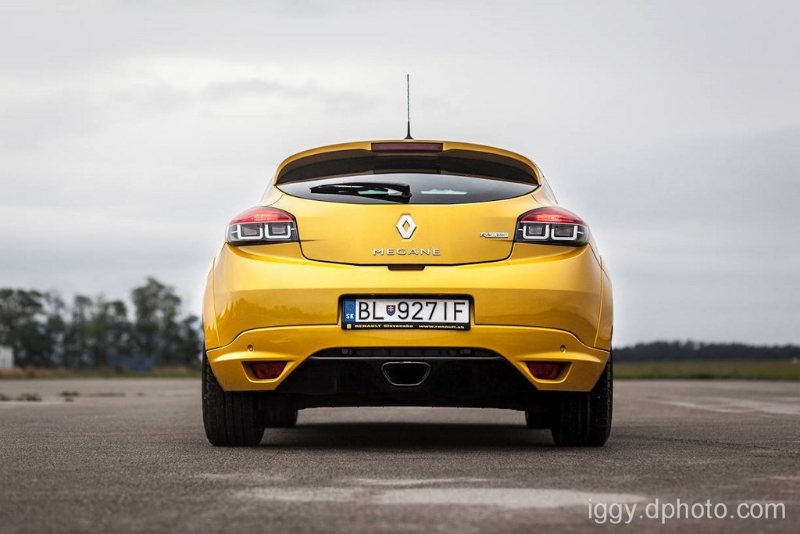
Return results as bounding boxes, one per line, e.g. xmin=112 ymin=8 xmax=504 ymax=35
xmin=381 ymin=361 xmax=431 ymax=387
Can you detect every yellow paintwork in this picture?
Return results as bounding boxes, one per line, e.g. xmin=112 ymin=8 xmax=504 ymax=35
xmin=596 ymin=262 xmax=614 ymax=350
xmin=204 ymin=139 xmax=612 ymax=393
xmin=208 ymin=243 xmax=601 ymax=348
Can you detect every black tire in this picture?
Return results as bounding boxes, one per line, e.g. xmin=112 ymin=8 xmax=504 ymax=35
xmin=202 ymin=352 xmax=265 ymax=446
xmin=262 ymin=405 xmax=299 ymax=428
xmin=551 ymin=351 xmax=613 ymax=447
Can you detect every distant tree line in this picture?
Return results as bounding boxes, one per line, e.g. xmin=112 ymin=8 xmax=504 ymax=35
xmin=616 ymin=341 xmax=800 ymax=362
xmin=0 ymin=277 xmax=201 ymax=370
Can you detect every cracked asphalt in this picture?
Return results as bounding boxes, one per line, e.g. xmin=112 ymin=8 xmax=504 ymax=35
xmin=0 ymin=379 xmax=798 ymax=533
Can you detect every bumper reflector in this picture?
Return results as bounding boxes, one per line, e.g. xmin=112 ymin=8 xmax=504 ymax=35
xmin=251 ymin=361 xmax=287 ymax=380
xmin=525 ymin=362 xmax=563 ymax=380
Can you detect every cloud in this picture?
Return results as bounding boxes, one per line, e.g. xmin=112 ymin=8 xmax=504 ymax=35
xmin=204 ymin=78 xmax=291 ymax=99
xmin=0 ymin=90 xmax=103 ymax=150
xmin=203 ymin=77 xmax=383 ymax=114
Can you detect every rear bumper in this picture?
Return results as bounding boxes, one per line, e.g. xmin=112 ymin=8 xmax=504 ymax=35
xmin=206 ymin=324 xmax=609 ymax=394
xmin=204 ymin=240 xmax=612 ymax=399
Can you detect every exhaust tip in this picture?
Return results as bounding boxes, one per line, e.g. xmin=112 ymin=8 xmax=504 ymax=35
xmin=381 ymin=361 xmax=431 ymax=387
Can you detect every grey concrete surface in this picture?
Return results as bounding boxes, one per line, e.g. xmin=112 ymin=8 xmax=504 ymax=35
xmin=0 ymin=380 xmax=798 ymax=533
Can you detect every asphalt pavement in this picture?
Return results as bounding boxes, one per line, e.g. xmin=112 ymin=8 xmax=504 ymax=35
xmin=0 ymin=379 xmax=798 ymax=533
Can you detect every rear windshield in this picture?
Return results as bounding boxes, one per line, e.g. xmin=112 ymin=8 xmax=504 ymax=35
xmin=277 ymin=173 xmax=536 ymax=205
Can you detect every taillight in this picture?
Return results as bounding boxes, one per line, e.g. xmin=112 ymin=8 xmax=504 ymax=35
xmin=515 ymin=207 xmax=589 ymax=246
xmin=226 ymin=207 xmax=298 ymax=246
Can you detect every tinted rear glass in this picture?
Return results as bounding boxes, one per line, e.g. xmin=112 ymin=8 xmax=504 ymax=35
xmin=277 ymin=173 xmax=536 ymax=205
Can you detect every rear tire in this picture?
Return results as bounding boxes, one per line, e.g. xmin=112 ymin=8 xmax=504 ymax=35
xmin=551 ymin=351 xmax=613 ymax=447
xmin=202 ymin=352 xmax=265 ymax=446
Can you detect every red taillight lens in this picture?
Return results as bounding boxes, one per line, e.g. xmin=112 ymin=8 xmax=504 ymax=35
xmin=371 ymin=142 xmax=443 ymax=153
xmin=227 ymin=207 xmax=298 ymax=246
xmin=525 ymin=362 xmax=564 ymax=380
xmin=520 ymin=207 xmax=585 ymax=225
xmin=231 ymin=207 xmax=294 ymax=224
xmin=251 ymin=361 xmax=287 ymax=380
xmin=515 ymin=207 xmax=589 ymax=246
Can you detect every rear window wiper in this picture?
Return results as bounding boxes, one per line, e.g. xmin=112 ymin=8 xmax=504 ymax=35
xmin=308 ymin=182 xmax=412 ymax=203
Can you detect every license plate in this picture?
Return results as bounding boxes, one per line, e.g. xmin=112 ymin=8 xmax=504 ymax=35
xmin=342 ymin=298 xmax=470 ymax=330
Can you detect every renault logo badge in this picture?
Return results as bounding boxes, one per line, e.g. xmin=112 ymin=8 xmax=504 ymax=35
xmin=396 ymin=215 xmax=416 ymax=239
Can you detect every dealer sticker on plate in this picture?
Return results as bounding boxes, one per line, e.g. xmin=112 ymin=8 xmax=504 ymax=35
xmin=342 ymin=298 xmax=470 ymax=330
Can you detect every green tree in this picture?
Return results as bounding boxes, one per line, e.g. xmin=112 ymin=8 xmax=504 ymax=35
xmin=63 ymin=295 xmax=93 ymax=368
xmin=132 ymin=277 xmax=200 ymax=367
xmin=0 ymin=289 xmax=53 ymax=367
xmin=87 ymin=297 xmax=132 ymax=368
xmin=41 ymin=291 xmax=68 ymax=367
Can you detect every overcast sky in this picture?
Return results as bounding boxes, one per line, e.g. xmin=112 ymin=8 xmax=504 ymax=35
xmin=1 ymin=0 xmax=798 ymax=346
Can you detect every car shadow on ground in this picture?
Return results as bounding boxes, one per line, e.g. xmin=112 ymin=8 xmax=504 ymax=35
xmin=261 ymin=422 xmax=558 ymax=450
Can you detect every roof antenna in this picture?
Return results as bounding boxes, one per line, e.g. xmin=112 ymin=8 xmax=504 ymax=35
xmin=404 ymin=74 xmax=413 ymax=140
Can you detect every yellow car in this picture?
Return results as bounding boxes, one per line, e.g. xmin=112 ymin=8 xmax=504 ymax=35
xmin=202 ymin=139 xmax=613 ymax=447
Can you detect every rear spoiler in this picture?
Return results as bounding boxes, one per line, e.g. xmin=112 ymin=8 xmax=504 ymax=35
xmin=274 ymin=140 xmax=541 ymax=185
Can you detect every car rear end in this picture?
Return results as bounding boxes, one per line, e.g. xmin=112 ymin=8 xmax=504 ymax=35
xmin=202 ymin=140 xmax=613 ymax=447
